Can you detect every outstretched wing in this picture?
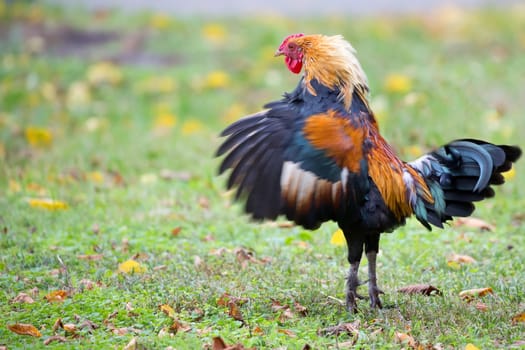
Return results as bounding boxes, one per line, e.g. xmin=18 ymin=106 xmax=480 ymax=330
xmin=216 ymin=90 xmax=371 ymax=229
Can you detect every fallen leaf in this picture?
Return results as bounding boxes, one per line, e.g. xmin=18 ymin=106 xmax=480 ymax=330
xmin=11 ymin=292 xmax=35 ymax=304
xmin=252 ymin=326 xmax=264 ymax=335
xmin=25 ymin=126 xmax=53 ymax=147
xmin=52 ymin=318 xmax=64 ymax=333
xmin=465 ymin=344 xmax=480 ymax=350
xmin=398 ymin=284 xmax=442 ymax=296
xmin=160 ymin=304 xmax=176 ymax=319
xmin=170 ymin=319 xmax=191 ymax=334
xmin=228 ymin=301 xmax=245 ymax=324
xmin=212 ymin=337 xmax=228 ymax=350
xmin=7 ymin=323 xmax=42 ymax=337
xmin=448 ymin=253 xmax=476 ymax=264
xmin=78 ymin=319 xmax=98 ymax=333
xmin=123 ymin=337 xmax=148 ymax=350
xmin=453 ymin=217 xmax=495 ymax=231
xmin=45 ymin=290 xmax=68 ymax=302
xmin=171 ymin=227 xmax=182 ymax=237
xmin=394 ymin=332 xmax=417 ymax=348
xmin=384 ymin=73 xmax=412 ymax=94
xmin=459 ymin=287 xmax=493 ymax=302
xmin=278 ymin=329 xmax=296 ymax=337
xmin=330 ymin=229 xmax=346 ymax=246
xmin=318 ymin=321 xmax=360 ymax=336
xmin=28 ymin=198 xmax=68 ymax=211
xmin=43 ymin=335 xmax=67 ymax=345
xmin=77 ymin=254 xmax=103 ymax=261
xmin=294 ymin=301 xmax=308 ymax=316
xmin=118 ymin=259 xmax=146 ymax=274
xmin=511 ymin=311 xmax=525 ymax=324
xmin=63 ymin=323 xmax=76 ymax=334
xmin=475 ymin=302 xmax=488 ymax=312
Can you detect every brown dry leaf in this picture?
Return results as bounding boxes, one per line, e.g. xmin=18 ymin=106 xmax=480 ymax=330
xmin=453 ymin=217 xmax=495 ymax=231
xmin=123 ymin=337 xmax=148 ymax=350
xmin=212 ymin=337 xmax=228 ymax=350
xmin=511 ymin=311 xmax=525 ymax=324
xmin=398 ymin=284 xmax=442 ymax=296
xmin=11 ymin=292 xmax=35 ymax=304
xmin=475 ymin=302 xmax=489 ymax=312
xmin=279 ymin=308 xmax=295 ymax=322
xmin=45 ymin=290 xmax=68 ymax=302
xmin=448 ymin=253 xmax=476 ymax=264
xmin=171 ymin=319 xmax=191 ymax=333
xmin=63 ymin=323 xmax=76 ymax=334
xmin=234 ymin=247 xmax=259 ymax=268
xmin=159 ymin=304 xmax=176 ymax=319
xmin=278 ymin=329 xmax=296 ymax=337
xmin=228 ymin=301 xmax=245 ymax=324
xmin=7 ymin=323 xmax=42 ymax=337
xmin=318 ymin=320 xmax=360 ymax=336
xmin=394 ymin=332 xmax=417 ymax=348
xmin=294 ymin=301 xmax=308 ymax=316
xmin=459 ymin=287 xmax=494 ymax=302
xmin=52 ymin=318 xmax=64 ymax=333
xmin=43 ymin=335 xmax=67 ymax=345
xmin=217 ymin=293 xmax=232 ymax=307
xmin=78 ymin=319 xmax=98 ymax=333
xmin=252 ymin=326 xmax=264 ymax=335
xmin=79 ymin=279 xmax=97 ymax=290
xmin=171 ymin=227 xmax=182 ymax=237
xmin=77 ymin=254 xmax=103 ymax=261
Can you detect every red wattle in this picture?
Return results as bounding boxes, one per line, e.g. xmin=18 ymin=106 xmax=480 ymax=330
xmin=285 ymin=56 xmax=303 ymax=74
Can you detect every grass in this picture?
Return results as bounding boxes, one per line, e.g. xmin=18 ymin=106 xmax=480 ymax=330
xmin=1 ymin=2 xmax=525 ymax=349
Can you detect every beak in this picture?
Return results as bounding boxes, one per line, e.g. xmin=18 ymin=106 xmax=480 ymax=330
xmin=274 ymin=49 xmax=284 ymax=57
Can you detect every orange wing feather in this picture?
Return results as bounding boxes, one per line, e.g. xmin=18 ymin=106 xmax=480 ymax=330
xmin=303 ymin=110 xmax=365 ymax=173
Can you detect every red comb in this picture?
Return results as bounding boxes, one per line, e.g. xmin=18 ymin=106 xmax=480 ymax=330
xmin=279 ymin=33 xmax=304 ymax=50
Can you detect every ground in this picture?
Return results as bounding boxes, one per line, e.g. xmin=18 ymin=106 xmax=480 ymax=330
xmin=0 ymin=2 xmax=524 ymax=349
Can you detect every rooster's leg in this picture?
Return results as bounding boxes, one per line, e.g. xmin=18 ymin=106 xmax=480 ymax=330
xmin=365 ymin=233 xmax=383 ymax=309
xmin=345 ymin=232 xmax=365 ymax=313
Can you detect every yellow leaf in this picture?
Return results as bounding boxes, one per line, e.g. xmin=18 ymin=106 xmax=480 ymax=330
xmin=502 ymin=167 xmax=516 ymax=181
xmin=465 ymin=344 xmax=480 ymax=350
xmin=511 ymin=311 xmax=525 ymax=324
xmin=330 ymin=229 xmax=346 ymax=246
xmin=202 ymin=23 xmax=227 ymax=44
xmin=45 ymin=290 xmax=68 ymax=302
xmin=448 ymin=253 xmax=476 ymax=265
xmin=203 ymin=71 xmax=230 ymax=89
xmin=118 ymin=259 xmax=146 ymax=274
xmin=459 ymin=287 xmax=493 ymax=302
xmin=384 ymin=73 xmax=412 ymax=94
xmin=160 ymin=304 xmax=176 ymax=318
xmin=7 ymin=323 xmax=41 ymax=337
xmin=181 ymin=120 xmax=204 ymax=135
xmin=86 ymin=171 xmax=105 ymax=184
xmin=87 ymin=61 xmax=123 ymax=85
xmin=153 ymin=112 xmax=177 ymax=130
xmin=25 ymin=126 xmax=53 ymax=147
xmin=28 ymin=198 xmax=68 ymax=211
xmin=403 ymin=145 xmax=424 ymax=158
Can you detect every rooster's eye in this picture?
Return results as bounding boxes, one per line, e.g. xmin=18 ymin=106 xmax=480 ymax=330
xmin=287 ymin=43 xmax=295 ymax=50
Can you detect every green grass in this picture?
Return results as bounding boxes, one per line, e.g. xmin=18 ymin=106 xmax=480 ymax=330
xmin=1 ymin=3 xmax=525 ymax=349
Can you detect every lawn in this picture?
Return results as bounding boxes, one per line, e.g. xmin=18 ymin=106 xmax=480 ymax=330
xmin=1 ymin=2 xmax=524 ymax=349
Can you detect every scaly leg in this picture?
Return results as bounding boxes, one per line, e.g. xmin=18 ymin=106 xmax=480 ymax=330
xmin=365 ymin=233 xmax=383 ymax=309
xmin=344 ymin=231 xmax=365 ymax=313
xmin=366 ymin=250 xmax=383 ymax=308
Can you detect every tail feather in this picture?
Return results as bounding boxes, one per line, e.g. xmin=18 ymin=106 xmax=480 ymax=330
xmin=409 ymin=139 xmax=521 ymax=229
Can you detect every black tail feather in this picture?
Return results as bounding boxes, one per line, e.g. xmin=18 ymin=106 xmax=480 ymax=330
xmin=411 ymin=139 xmax=521 ymax=229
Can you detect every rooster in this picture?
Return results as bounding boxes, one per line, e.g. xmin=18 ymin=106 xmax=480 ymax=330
xmin=216 ymin=33 xmax=521 ymax=312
